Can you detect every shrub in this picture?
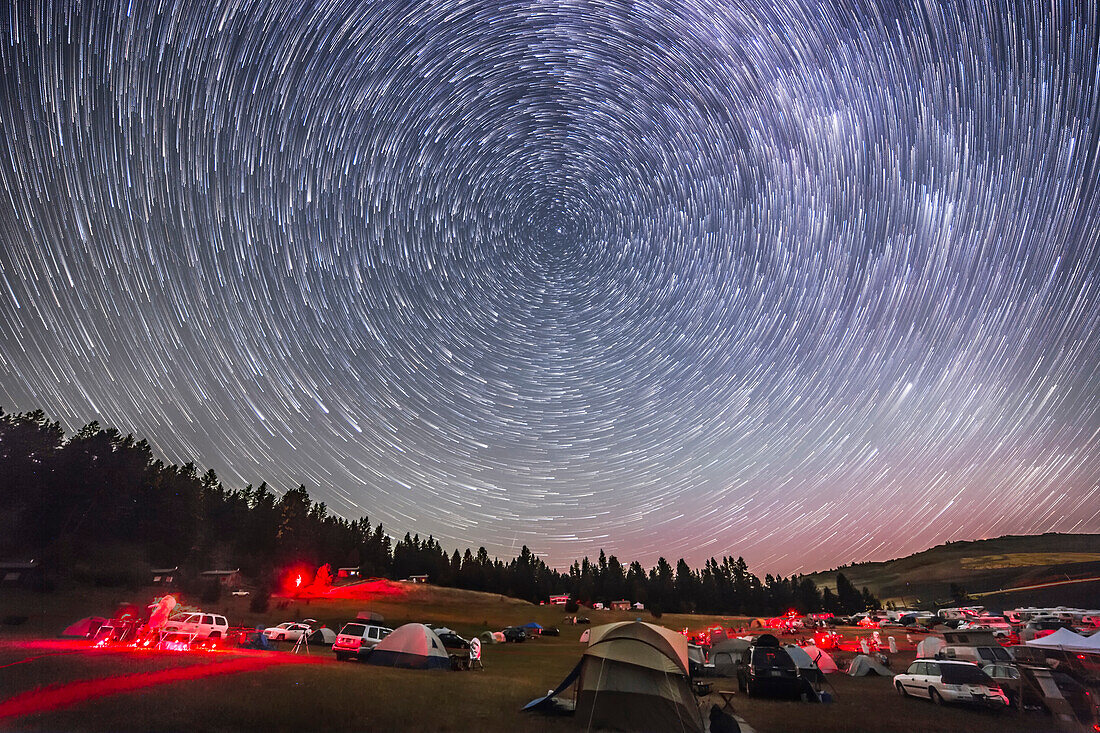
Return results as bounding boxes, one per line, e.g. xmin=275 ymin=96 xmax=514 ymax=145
xmin=201 ymin=579 xmax=222 ymax=604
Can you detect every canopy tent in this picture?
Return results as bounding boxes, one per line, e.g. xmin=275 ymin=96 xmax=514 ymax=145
xmin=848 ymin=654 xmax=894 ymax=677
xmin=478 ymin=631 xmax=498 ymax=643
xmin=526 ymin=621 xmax=704 ymax=732
xmin=916 ymin=636 xmax=945 ymax=658
xmin=1025 ymin=628 xmax=1092 ymax=652
xmin=366 ymin=623 xmax=450 ymax=670
xmin=801 ymin=644 xmax=838 ymax=674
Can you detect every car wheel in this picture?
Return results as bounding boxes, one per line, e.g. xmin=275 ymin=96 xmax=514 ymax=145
xmin=335 ymin=652 xmax=347 ymax=662
xmin=929 ymin=689 xmax=943 ymax=705
xmin=895 ymin=681 xmax=907 ymax=697
xmin=276 ymin=634 xmax=284 ymax=642
xmin=209 ymin=631 xmax=221 ymax=639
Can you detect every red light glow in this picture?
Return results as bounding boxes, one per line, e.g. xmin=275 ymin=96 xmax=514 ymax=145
xmin=0 ymin=653 xmax=322 ymax=723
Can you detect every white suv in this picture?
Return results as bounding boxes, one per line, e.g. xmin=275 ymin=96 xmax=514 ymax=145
xmin=333 ymin=622 xmax=393 ymax=661
xmin=163 ymin=612 xmax=229 ymax=640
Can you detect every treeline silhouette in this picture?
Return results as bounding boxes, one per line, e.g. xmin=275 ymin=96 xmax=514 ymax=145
xmin=1 ymin=408 xmax=879 ymax=615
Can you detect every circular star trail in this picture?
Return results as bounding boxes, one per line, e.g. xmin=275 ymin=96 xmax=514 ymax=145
xmin=2 ymin=0 xmax=1099 ymax=574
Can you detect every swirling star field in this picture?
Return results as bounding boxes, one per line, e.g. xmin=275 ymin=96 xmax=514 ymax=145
xmin=2 ymin=0 xmax=1099 ymax=574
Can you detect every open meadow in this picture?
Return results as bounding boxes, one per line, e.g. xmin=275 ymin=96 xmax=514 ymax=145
xmin=0 ymin=585 xmax=1071 ymax=732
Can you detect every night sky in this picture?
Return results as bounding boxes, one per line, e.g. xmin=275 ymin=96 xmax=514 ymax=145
xmin=2 ymin=0 xmax=1099 ymax=575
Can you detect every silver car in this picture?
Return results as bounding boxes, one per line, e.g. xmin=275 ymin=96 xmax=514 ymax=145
xmin=894 ymin=658 xmax=1009 ymax=707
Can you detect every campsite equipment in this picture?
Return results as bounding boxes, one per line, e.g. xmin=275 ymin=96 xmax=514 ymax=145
xmin=365 ymin=623 xmax=450 ymax=670
xmin=915 ymin=636 xmax=945 ymax=658
xmin=737 ymin=637 xmax=801 ymax=698
xmin=801 ymin=644 xmax=838 ymax=673
xmin=848 ymin=654 xmax=894 ymax=676
xmin=307 ymin=627 xmax=336 ymax=645
xmin=1024 ymin=627 xmax=1092 ymax=652
xmin=709 ymin=638 xmax=750 ymax=677
xmin=785 ymin=645 xmax=825 ymax=684
xmin=62 ymin=616 xmax=107 ymax=638
xmin=525 ymin=621 xmax=705 ymax=732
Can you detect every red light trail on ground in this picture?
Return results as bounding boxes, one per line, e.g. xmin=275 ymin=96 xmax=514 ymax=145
xmin=0 ymin=650 xmax=323 ymax=723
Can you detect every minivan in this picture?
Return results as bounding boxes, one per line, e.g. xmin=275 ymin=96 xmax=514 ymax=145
xmin=737 ymin=637 xmax=801 ymax=698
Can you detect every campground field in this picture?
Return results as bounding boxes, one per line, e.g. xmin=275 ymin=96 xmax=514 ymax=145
xmin=0 ymin=586 xmax=1071 ymax=732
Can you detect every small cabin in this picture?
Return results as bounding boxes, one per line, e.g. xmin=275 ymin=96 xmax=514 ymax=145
xmin=0 ymin=560 xmax=42 ymax=588
xmin=150 ymin=567 xmax=179 ymax=586
xmin=609 ymin=600 xmax=631 ymax=611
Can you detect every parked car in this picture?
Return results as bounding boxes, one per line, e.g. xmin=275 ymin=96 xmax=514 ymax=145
xmin=162 ymin=612 xmax=229 ymax=641
xmin=263 ymin=622 xmax=312 ymax=643
xmin=436 ymin=631 xmax=470 ymax=651
xmin=502 ymin=626 xmax=527 ymax=643
xmin=961 ymin=615 xmax=1013 ymax=634
xmin=894 ymin=658 xmax=1008 ymax=707
xmin=1021 ymin=619 xmax=1075 ymax=641
xmin=332 ymin=622 xmax=393 ymax=661
xmin=981 ymin=663 xmax=1038 ymax=709
xmin=737 ymin=639 xmax=801 ymax=698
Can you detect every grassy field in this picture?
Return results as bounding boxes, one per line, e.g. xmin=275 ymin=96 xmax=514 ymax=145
xmin=804 ymin=532 xmax=1100 ymax=606
xmin=0 ymin=585 xmax=1074 ymax=732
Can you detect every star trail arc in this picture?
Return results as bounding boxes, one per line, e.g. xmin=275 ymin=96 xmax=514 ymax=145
xmin=2 ymin=0 xmax=1099 ymax=574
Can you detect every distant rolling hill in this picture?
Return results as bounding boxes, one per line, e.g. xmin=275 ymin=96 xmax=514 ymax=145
xmin=804 ymin=533 xmax=1100 ymax=610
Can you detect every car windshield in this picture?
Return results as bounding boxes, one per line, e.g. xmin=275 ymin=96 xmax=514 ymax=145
xmin=340 ymin=624 xmax=366 ymax=637
xmin=941 ymin=664 xmax=993 ymax=685
xmin=752 ymin=649 xmax=796 ymax=669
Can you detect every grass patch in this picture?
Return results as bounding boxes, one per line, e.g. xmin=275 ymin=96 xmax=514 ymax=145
xmin=958 ymin=552 xmax=1100 ymax=570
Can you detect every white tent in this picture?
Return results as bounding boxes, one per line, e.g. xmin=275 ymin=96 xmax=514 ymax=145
xmin=848 ymin=654 xmax=894 ymax=677
xmin=307 ymin=627 xmax=336 ymax=645
xmin=1080 ymin=632 xmax=1100 ymax=651
xmin=785 ymin=644 xmax=826 ymax=685
xmin=784 ymin=644 xmax=815 ymax=669
xmin=366 ymin=623 xmax=450 ymax=670
xmin=802 ymin=644 xmax=838 ymax=673
xmin=916 ymin=636 xmax=945 ymax=658
xmin=1025 ymin=628 xmax=1091 ymax=652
